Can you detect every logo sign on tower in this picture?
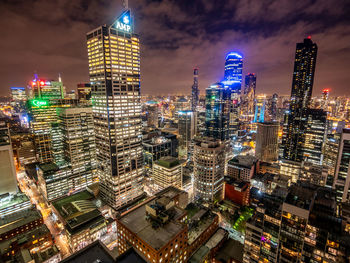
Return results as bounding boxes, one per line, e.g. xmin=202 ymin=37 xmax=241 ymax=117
xmin=115 ymin=10 xmax=131 ymax=33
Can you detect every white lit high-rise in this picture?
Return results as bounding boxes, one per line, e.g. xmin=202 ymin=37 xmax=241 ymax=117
xmin=86 ymin=9 xmax=143 ymax=208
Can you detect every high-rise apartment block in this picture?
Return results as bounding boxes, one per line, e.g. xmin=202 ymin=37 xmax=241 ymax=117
xmin=193 ymin=139 xmax=225 ymax=202
xmin=87 ymin=10 xmax=143 ymax=208
xmin=244 ymin=185 xmax=348 ymax=262
xmin=333 ymin=129 xmax=350 ymax=202
xmin=302 ymin=108 xmax=327 ymax=165
xmin=255 ymin=122 xmax=279 ymax=162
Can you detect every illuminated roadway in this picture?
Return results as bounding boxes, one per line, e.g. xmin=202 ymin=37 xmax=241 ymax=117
xmin=17 ymin=170 xmax=71 ymax=258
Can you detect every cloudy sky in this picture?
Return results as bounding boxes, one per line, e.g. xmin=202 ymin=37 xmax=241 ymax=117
xmin=1 ymin=0 xmax=350 ymax=96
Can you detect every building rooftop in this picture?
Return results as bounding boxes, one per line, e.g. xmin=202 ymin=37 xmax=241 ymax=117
xmin=155 ymin=156 xmax=180 ymax=169
xmin=51 ymin=190 xmax=105 ymax=235
xmin=224 ymin=177 xmax=249 ymax=189
xmin=0 ymin=208 xmax=42 ymax=236
xmin=33 ymin=245 xmax=60 ymax=263
xmin=118 ymin=197 xmax=186 ymax=250
xmin=38 ymin=162 xmax=59 ymax=173
xmin=214 ymin=238 xmax=243 ymax=263
xmin=228 ymin=155 xmax=258 ymax=169
xmin=0 ymin=192 xmax=30 ymax=212
xmin=188 ymin=209 xmax=217 ymax=244
xmin=155 ymin=186 xmax=185 ymax=199
xmin=61 ymin=240 xmax=116 ymax=263
xmin=116 ymin=247 xmax=149 ymax=263
xmin=0 ymin=224 xmax=51 ymax=254
xmin=284 ymin=184 xmax=316 ymax=211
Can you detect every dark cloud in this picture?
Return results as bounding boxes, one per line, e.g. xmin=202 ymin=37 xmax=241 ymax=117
xmin=0 ymin=0 xmax=350 ymax=96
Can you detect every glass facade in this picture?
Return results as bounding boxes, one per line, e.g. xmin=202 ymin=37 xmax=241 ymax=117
xmin=205 ymin=83 xmax=231 ymax=141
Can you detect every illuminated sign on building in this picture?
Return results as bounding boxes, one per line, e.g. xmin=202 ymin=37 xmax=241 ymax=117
xmin=115 ymin=10 xmax=131 ymax=33
xmin=31 ymin=100 xmax=49 ymax=107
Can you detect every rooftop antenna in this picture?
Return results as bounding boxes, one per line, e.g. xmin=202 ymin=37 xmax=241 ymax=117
xmin=58 ymin=73 xmax=62 ymax=82
xmin=122 ymin=0 xmax=128 ymax=9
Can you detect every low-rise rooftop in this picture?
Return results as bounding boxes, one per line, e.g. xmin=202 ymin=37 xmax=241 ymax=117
xmin=228 ymin=155 xmax=258 ymax=169
xmin=118 ymin=197 xmax=186 ymax=250
xmin=0 ymin=208 xmax=42 ymax=236
xmin=155 ymin=156 xmax=180 ymax=169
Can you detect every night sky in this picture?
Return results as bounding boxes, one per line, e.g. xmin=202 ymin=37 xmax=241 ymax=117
xmin=1 ymin=0 xmax=350 ymax=96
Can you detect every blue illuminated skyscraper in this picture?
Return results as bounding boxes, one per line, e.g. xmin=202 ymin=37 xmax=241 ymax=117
xmin=223 ymin=52 xmax=243 ymax=92
xmin=223 ymin=52 xmax=243 ymax=137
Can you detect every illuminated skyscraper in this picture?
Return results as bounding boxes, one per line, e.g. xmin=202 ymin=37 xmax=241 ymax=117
xmin=322 ymin=88 xmax=330 ymax=111
xmin=205 ymin=83 xmax=231 ymax=141
xmin=242 ymin=73 xmax=256 ymax=121
xmin=282 ymin=37 xmax=318 ymax=162
xmin=224 ymin=52 xmax=243 ymax=87
xmin=191 ymin=68 xmax=199 ymax=112
xmin=302 ymin=109 xmax=327 ymax=165
xmin=223 ymin=52 xmax=243 ymax=137
xmin=30 ymin=78 xmax=64 ymax=100
xmin=178 ymin=110 xmax=196 ymax=154
xmin=253 ymin=95 xmax=266 ymax=123
xmin=269 ymin=93 xmax=278 ymax=121
xmin=86 ymin=9 xmax=143 ymax=208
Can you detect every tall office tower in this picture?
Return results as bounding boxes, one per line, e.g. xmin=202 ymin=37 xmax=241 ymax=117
xmin=77 ymin=83 xmax=92 ymax=101
xmin=333 ymin=129 xmax=350 ymax=202
xmin=253 ymin=95 xmax=266 ymax=123
xmin=153 ymin=156 xmax=182 ymax=189
xmin=269 ymin=93 xmax=278 ymax=121
xmin=205 ymin=83 xmax=231 ymax=141
xmin=178 ymin=110 xmax=196 ymax=152
xmin=58 ymin=107 xmax=97 ymax=188
xmin=145 ymin=102 xmax=159 ymax=128
xmin=191 ymin=68 xmax=199 ymax=112
xmin=302 ymin=109 xmax=327 ymax=165
xmin=11 ymin=87 xmax=26 ymax=102
xmin=193 ymin=139 xmax=225 ymax=202
xmin=255 ymin=122 xmax=279 ymax=162
xmin=30 ymin=77 xmax=64 ymax=100
xmin=242 ymin=73 xmax=256 ymax=121
xmin=282 ymin=37 xmax=317 ymax=162
xmin=322 ymin=88 xmax=330 ymax=111
xmin=0 ymin=119 xmax=17 ymax=195
xmin=28 ymin=98 xmax=78 ymax=163
xmin=223 ymin=52 xmax=243 ymax=136
xmin=87 ymin=9 xmax=143 ymax=208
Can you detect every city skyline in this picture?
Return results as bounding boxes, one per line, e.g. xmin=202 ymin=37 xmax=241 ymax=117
xmin=1 ymin=0 xmax=350 ymax=96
